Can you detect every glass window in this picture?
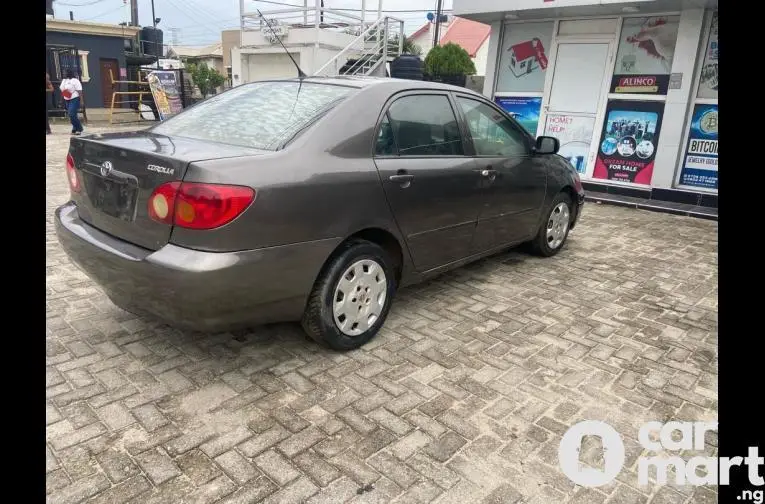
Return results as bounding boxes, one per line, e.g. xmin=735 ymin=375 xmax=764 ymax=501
xmin=387 ymin=95 xmax=464 ymax=156
xmin=375 ymin=113 xmax=397 ymax=156
xmin=496 ymin=22 xmax=555 ymax=93
xmin=152 ymin=81 xmax=354 ymax=150
xmin=457 ymin=98 xmax=529 ymax=157
xmin=697 ymin=11 xmax=718 ymax=99
xmin=612 ymin=16 xmax=680 ymax=95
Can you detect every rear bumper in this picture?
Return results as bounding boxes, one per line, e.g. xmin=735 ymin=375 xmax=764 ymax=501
xmin=54 ymin=202 xmax=341 ymax=332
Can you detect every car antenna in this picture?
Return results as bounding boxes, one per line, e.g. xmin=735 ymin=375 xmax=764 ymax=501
xmin=257 ymin=9 xmax=306 ymax=79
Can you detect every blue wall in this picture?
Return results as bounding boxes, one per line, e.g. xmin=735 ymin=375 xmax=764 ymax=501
xmin=46 ymin=31 xmax=127 ymax=108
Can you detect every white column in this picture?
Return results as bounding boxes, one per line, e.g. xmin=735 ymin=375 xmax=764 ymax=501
xmin=239 ymin=0 xmax=245 ymax=42
xmin=651 ymin=8 xmax=705 ymax=189
xmin=314 ymin=0 xmax=321 ymax=74
xmin=304 ymin=0 xmax=308 ymax=25
xmin=482 ymin=21 xmax=502 ymax=98
xmin=378 ymin=0 xmax=382 ymax=20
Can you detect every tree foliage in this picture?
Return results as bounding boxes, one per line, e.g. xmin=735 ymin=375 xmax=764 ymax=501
xmin=424 ymin=42 xmax=476 ymax=77
xmin=188 ymin=62 xmax=225 ymax=98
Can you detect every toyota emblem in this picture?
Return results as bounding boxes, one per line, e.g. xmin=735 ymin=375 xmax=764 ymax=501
xmin=100 ymin=161 xmax=113 ymax=177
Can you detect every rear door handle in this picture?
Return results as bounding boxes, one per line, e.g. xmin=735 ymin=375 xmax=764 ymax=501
xmin=389 ymin=174 xmax=414 ymax=186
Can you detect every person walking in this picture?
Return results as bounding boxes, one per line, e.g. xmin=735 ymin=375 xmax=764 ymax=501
xmin=46 ymin=72 xmax=54 ymax=135
xmin=60 ymin=69 xmax=84 ymax=135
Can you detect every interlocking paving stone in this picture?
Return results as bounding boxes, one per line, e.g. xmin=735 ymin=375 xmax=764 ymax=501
xmin=45 ymin=125 xmax=718 ymax=503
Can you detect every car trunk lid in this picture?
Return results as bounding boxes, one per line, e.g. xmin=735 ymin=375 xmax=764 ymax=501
xmin=68 ymin=131 xmax=266 ymax=251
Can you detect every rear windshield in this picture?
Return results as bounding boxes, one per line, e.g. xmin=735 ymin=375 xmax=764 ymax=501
xmin=152 ymin=81 xmax=354 ymax=150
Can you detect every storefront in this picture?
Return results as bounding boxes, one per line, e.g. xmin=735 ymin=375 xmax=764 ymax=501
xmin=454 ymin=0 xmax=718 ymax=208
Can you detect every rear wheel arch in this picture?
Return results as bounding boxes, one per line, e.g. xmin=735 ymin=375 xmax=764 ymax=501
xmin=342 ymin=228 xmax=404 ymax=285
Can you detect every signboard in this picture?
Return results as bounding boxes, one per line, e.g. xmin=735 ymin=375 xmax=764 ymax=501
xmin=611 ymin=16 xmax=680 ymax=95
xmin=697 ymin=11 xmax=718 ymax=99
xmin=593 ymin=100 xmax=665 ymax=184
xmin=496 ymin=22 xmax=554 ymax=93
xmin=495 ymin=96 xmax=542 ymax=135
xmin=679 ymin=104 xmax=718 ymax=190
xmin=147 ymin=71 xmax=183 ymax=121
xmin=544 ymin=114 xmax=595 ymax=174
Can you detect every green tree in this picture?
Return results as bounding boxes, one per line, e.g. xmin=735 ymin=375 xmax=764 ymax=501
xmin=424 ymin=42 xmax=476 ymax=77
xmin=188 ymin=62 xmax=226 ymax=98
xmin=389 ymin=34 xmax=422 ymax=56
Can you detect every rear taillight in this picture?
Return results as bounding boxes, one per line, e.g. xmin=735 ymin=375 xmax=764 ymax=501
xmin=65 ymin=153 xmax=80 ymax=193
xmin=148 ymin=182 xmax=255 ymax=230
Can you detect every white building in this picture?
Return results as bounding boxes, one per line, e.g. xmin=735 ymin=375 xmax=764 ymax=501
xmin=454 ymin=0 xmax=718 ymax=212
xmin=232 ymin=1 xmax=404 ymax=84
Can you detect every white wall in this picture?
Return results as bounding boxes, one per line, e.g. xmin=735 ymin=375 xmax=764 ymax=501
xmin=472 ymin=39 xmax=490 ymax=76
xmin=246 ymin=52 xmax=304 ymax=81
xmin=651 ymin=8 xmax=706 ymax=189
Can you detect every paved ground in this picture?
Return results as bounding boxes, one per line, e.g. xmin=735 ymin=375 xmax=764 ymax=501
xmin=47 ymin=124 xmax=718 ymax=504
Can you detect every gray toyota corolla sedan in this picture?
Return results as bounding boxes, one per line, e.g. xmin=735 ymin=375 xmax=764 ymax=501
xmin=55 ymin=76 xmax=585 ymax=350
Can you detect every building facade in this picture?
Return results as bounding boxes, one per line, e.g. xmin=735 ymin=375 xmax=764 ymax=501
xmin=454 ymin=0 xmax=718 ymax=207
xmin=46 ymin=19 xmax=141 ymax=109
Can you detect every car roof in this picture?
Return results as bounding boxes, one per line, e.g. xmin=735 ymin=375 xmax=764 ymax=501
xmin=252 ymin=75 xmax=484 ymax=97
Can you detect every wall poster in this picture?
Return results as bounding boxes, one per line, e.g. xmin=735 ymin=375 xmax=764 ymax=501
xmin=679 ymin=104 xmax=718 ymax=190
xmin=593 ymin=100 xmax=665 ymax=184
xmin=697 ymin=11 xmax=718 ymax=99
xmin=611 ymin=16 xmax=680 ymax=95
xmin=496 ymin=22 xmax=555 ymax=93
xmin=543 ymin=114 xmax=595 ymax=174
xmin=495 ymin=96 xmax=542 ymax=135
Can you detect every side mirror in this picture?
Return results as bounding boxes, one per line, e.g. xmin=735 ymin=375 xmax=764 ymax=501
xmin=535 ymin=136 xmax=559 ymax=155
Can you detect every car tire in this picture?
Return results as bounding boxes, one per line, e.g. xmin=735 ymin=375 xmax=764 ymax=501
xmin=530 ymin=192 xmax=574 ymax=257
xmin=301 ymin=239 xmax=397 ymax=351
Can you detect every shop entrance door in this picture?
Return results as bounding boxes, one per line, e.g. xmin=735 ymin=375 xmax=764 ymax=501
xmin=540 ymin=39 xmax=614 ymax=178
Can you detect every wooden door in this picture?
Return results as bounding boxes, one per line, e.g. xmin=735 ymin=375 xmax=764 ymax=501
xmin=99 ymin=58 xmax=119 ymax=108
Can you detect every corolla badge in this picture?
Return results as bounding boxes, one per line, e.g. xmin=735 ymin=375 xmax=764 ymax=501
xmin=100 ymin=161 xmax=113 ymax=177
xmin=147 ymin=164 xmax=175 ymax=176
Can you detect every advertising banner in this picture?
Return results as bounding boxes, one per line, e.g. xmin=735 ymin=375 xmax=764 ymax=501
xmin=679 ymin=104 xmax=718 ymax=189
xmin=495 ymin=96 xmax=542 ymax=136
xmin=496 ymin=22 xmax=554 ymax=93
xmin=593 ymin=100 xmax=665 ymax=184
xmin=147 ymin=71 xmax=183 ymax=120
xmin=544 ymin=114 xmax=595 ymax=174
xmin=611 ymin=16 xmax=680 ymax=95
xmin=697 ymin=11 xmax=718 ymax=99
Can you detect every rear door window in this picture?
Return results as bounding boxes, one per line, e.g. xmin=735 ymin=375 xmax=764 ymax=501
xmin=152 ymin=81 xmax=354 ymax=150
xmin=384 ymin=94 xmax=464 ymax=156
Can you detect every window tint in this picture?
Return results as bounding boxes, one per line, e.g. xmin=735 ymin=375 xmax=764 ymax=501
xmin=152 ymin=81 xmax=353 ymax=150
xmin=375 ymin=113 xmax=397 ymax=156
xmin=457 ymin=97 xmax=529 ymax=157
xmin=387 ymin=95 xmax=463 ymax=156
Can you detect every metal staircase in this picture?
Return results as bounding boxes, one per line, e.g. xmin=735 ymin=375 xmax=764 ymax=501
xmin=314 ymin=16 xmax=405 ymax=77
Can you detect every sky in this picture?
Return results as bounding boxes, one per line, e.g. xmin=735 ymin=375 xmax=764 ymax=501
xmin=53 ymin=0 xmax=454 ymax=47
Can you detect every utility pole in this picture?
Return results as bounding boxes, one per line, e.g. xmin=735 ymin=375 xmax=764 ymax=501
xmin=130 ymin=0 xmax=138 ymax=27
xmin=151 ymin=0 xmax=159 ymax=69
xmin=433 ymin=0 xmax=443 ymax=47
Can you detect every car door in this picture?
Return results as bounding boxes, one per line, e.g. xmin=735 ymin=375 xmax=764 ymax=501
xmin=455 ymin=95 xmax=548 ymax=253
xmin=373 ymin=92 xmax=483 ymax=273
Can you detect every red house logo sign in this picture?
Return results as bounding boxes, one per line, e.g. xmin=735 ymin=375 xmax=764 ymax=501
xmin=507 ymin=38 xmax=548 ymax=78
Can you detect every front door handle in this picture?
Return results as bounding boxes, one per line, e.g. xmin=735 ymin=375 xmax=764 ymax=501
xmin=474 ymin=168 xmax=497 ymax=177
xmin=389 ymin=173 xmax=414 ymax=188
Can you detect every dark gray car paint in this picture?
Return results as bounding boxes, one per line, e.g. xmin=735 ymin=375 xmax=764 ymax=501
xmin=56 ymin=76 xmax=584 ymax=332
